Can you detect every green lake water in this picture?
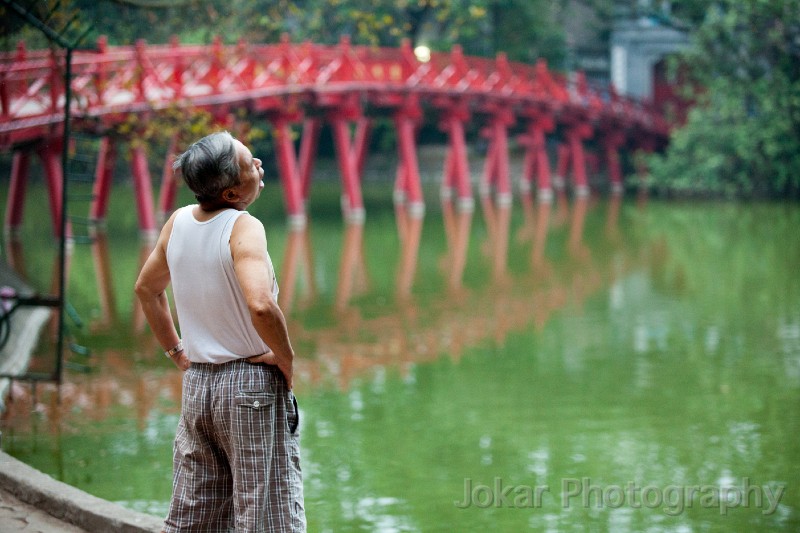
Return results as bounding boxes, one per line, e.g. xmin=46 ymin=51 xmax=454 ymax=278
xmin=0 ymin=181 xmax=798 ymax=532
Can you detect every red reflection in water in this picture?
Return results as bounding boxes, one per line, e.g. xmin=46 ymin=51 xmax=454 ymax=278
xmin=440 ymin=199 xmax=472 ymax=292
xmin=606 ymin=192 xmax=622 ymax=243
xmin=568 ymin=195 xmax=591 ymax=262
xmin=2 ymin=229 xmax=180 ymax=431
xmin=3 ymin=234 xmax=66 ymax=343
xmin=279 ymin=224 xmax=316 ymax=315
xmin=132 ymin=237 xmax=157 ymax=334
xmin=90 ymin=229 xmax=118 ymax=331
xmin=479 ymin=195 xmax=511 ymax=285
xmin=395 ymin=205 xmax=424 ymax=301
xmin=335 ymin=222 xmax=368 ymax=311
xmin=553 ymin=187 xmax=570 ymax=227
xmin=528 ymin=194 xmax=553 ymax=277
xmin=4 ymin=235 xmax=27 ymax=276
xmin=2 ymin=196 xmax=626 ymax=421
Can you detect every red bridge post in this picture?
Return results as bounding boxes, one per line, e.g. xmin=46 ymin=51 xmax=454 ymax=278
xmin=316 ymin=36 xmax=370 ymax=223
xmin=0 ymin=38 xmax=674 ymax=234
xmin=38 ymin=138 xmax=66 ymax=237
xmin=602 ymin=129 xmax=627 ymax=194
xmin=391 ymin=42 xmax=426 ymax=217
xmin=439 ymin=100 xmax=474 ymax=212
xmin=157 ymin=134 xmax=179 ymax=221
xmin=567 ymin=121 xmax=593 ymax=196
xmin=328 ymin=95 xmax=369 ymax=223
xmin=330 ymin=115 xmax=368 ymax=222
xmin=394 ymin=116 xmax=425 ymax=215
xmin=272 ymin=115 xmax=308 ymax=228
xmin=130 ymin=144 xmax=157 ymax=237
xmin=555 ymin=119 xmax=593 ymax=197
xmin=299 ymin=118 xmax=322 ymax=203
xmin=520 ymin=111 xmax=556 ymax=202
xmin=392 ymin=94 xmax=425 ymax=217
xmin=4 ymin=149 xmax=31 ymax=233
xmin=479 ymin=105 xmax=514 ymax=207
xmin=90 ymin=136 xmax=117 ymax=222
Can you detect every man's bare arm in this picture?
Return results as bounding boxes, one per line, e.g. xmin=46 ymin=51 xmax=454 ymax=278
xmin=134 ymin=212 xmax=189 ymax=371
xmin=230 ymin=214 xmax=295 ymax=387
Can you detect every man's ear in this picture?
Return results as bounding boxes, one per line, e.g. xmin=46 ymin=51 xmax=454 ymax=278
xmin=222 ymin=187 xmax=238 ymax=202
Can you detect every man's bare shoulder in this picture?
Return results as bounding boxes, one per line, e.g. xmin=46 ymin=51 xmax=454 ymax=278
xmin=231 ymin=212 xmax=268 ymax=257
xmin=232 ymin=211 xmax=266 ymax=236
xmin=156 ymin=208 xmax=181 ymax=251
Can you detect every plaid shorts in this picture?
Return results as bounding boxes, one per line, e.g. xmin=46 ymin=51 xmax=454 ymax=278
xmin=163 ymin=359 xmax=306 ymax=533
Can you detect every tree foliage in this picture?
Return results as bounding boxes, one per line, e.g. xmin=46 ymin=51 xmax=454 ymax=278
xmin=11 ymin=1 xmax=795 ymax=198
xmin=647 ymin=0 xmax=800 ymax=198
xmin=2 ymin=0 xmax=569 ymax=65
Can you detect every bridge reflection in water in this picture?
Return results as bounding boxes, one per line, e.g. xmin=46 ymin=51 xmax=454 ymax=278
xmin=2 ymin=189 xmax=623 ymax=416
xmin=3 ymin=192 xmax=798 ymax=533
xmin=3 ymin=186 xmax=639 ymax=530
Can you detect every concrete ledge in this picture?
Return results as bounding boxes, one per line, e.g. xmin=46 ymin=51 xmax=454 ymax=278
xmin=0 ymin=450 xmax=163 ymax=533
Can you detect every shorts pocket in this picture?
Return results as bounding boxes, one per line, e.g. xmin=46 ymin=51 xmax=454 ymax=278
xmin=234 ymin=392 xmax=276 ymax=410
xmin=287 ymin=393 xmax=299 ymax=435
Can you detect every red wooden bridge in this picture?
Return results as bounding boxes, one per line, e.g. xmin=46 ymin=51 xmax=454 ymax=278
xmin=0 ymin=35 xmax=670 ymax=236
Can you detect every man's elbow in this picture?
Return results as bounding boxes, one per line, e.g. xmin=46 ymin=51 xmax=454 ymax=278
xmin=249 ymin=298 xmax=281 ymax=321
xmin=133 ymin=278 xmax=146 ymax=300
xmin=134 ymin=278 xmax=158 ymax=302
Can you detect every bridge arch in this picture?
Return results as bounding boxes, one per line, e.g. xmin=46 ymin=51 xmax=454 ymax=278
xmin=1 ymin=35 xmax=672 ymax=236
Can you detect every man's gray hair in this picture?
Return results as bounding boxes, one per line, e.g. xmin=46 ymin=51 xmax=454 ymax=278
xmin=173 ymin=131 xmax=241 ymax=203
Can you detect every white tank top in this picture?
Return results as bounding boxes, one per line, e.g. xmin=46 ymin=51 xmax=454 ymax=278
xmin=166 ymin=206 xmax=279 ymax=363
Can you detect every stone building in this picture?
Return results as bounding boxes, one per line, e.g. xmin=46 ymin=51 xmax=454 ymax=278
xmin=564 ymin=0 xmax=689 ymax=103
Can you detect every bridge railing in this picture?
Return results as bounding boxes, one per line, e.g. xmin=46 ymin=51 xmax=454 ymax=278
xmin=1 ymin=36 xmax=670 ymax=147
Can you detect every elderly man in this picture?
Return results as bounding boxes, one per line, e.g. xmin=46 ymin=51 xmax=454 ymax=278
xmin=135 ymin=131 xmax=305 ymax=532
